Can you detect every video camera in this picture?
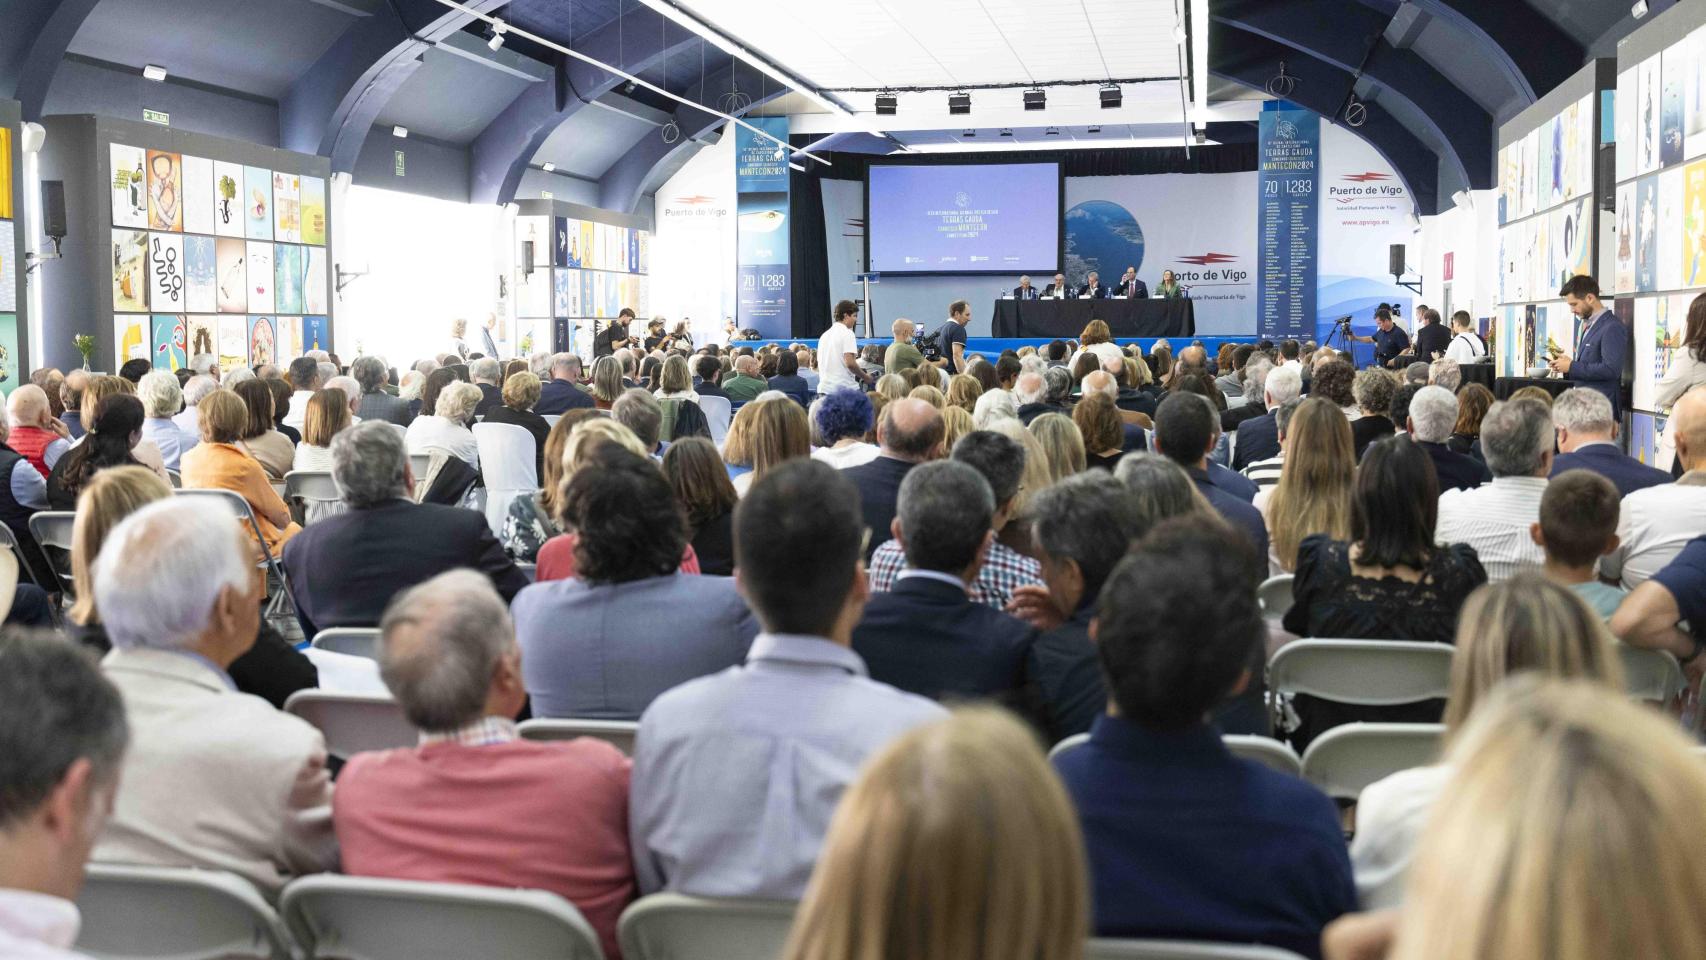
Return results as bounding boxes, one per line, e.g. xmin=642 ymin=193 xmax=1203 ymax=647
xmin=915 ymin=329 xmax=943 ymax=362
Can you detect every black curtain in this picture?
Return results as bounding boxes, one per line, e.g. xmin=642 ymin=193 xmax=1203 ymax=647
xmin=788 ymin=168 xmax=830 ymax=339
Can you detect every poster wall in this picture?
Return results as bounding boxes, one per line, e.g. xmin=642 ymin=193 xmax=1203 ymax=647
xmin=512 ymin=202 xmax=650 ymax=358
xmin=0 ymin=117 xmax=18 ymax=393
xmin=1257 ymin=106 xmax=1320 ymax=341
xmin=734 ymin=116 xmax=791 ymax=340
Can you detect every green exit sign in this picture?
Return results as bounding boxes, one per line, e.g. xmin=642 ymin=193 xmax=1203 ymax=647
xmin=393 ymin=150 xmax=405 ymax=176
xmin=142 ymin=108 xmax=170 ymax=126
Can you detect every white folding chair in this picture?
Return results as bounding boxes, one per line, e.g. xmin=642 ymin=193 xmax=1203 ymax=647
xmin=282 ymin=875 xmax=603 ymax=960
xmin=1617 ymin=644 xmax=1686 ymax=704
xmin=166 ymin=468 xmax=182 ymax=489
xmin=283 ymin=690 xmax=415 ymax=759
xmin=408 ymin=452 xmax=431 ymax=481
xmin=77 ymin=864 xmax=293 ymax=960
xmin=1266 ymin=640 xmax=1453 ymax=735
xmin=518 ymin=718 xmax=639 ymax=755
xmin=544 ymin=414 xmax=563 ymax=427
xmin=1222 ymin=735 xmax=1302 ymax=776
xmin=699 ymin=394 xmax=732 ymax=445
xmin=282 ymin=470 xmax=344 ymax=526
xmin=1256 ymin=574 xmax=1294 ymax=620
xmin=618 ymin=893 xmax=796 ymax=960
xmin=310 ymin=627 xmax=381 ymax=661
xmin=1047 ymin=732 xmax=1090 ymax=761
xmin=1299 ymin=722 xmax=1445 ymax=801
xmin=517 ymin=561 xmax=538 ymax=581
xmin=1086 ymin=939 xmax=1309 ymax=960
xmin=473 ymin=421 xmax=539 ymax=538
xmin=174 ymin=488 xmax=293 ymax=618
xmin=18 ymin=512 xmax=71 ymax=592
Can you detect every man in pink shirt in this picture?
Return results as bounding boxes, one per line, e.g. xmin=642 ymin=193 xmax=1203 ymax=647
xmin=333 ymin=570 xmax=635 ymax=957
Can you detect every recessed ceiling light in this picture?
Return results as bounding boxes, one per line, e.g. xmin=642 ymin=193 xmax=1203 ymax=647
xmin=541 ymin=162 xmax=555 ymax=172
xmin=392 ymin=125 xmax=408 ymax=138
xmin=142 ymin=64 xmax=168 ymax=82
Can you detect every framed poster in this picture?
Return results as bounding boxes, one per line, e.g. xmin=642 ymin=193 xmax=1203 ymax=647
xmin=147 ymin=232 xmax=185 ymax=313
xmin=216 ymin=315 xmax=247 ymax=373
xmin=300 ymin=176 xmax=326 ymax=246
xmin=182 ymin=155 xmax=214 ymax=235
xmin=215 ymin=237 xmax=246 ymax=313
xmin=213 ymin=161 xmax=244 ymax=238
xmin=151 ymin=314 xmax=186 ymax=371
xmin=246 ymin=241 xmax=273 ymax=314
xmin=274 ymin=243 xmax=303 ymax=315
xmin=110 ymin=144 xmax=147 ymax=228
xmin=112 ymin=229 xmax=149 ymax=313
xmin=145 ymin=150 xmax=182 ymax=232
xmin=248 ymin=315 xmax=276 ymax=367
xmin=114 ymin=313 xmax=147 ymax=364
xmin=303 ymin=246 xmax=328 ymax=315
xmin=184 ymin=236 xmax=216 ymax=314
xmin=186 ymin=315 xmax=216 ymax=362
xmin=272 ymin=172 xmax=300 ymax=244
xmin=243 ymin=166 xmax=271 ymax=240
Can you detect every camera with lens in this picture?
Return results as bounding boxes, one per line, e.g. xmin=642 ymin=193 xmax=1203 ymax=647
xmin=915 ymin=329 xmax=942 ymax=362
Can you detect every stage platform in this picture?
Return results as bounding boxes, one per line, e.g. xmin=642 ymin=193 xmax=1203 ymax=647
xmin=741 ymin=335 xmax=1262 ymax=355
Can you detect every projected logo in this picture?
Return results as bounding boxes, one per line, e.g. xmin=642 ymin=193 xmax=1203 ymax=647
xmin=1065 ymin=201 xmax=1145 ymax=282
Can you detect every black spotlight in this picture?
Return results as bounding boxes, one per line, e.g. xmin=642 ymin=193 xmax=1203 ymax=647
xmin=948 ymin=91 xmax=971 ymax=115
xmin=999 ymin=128 xmax=1014 ymax=137
xmin=1087 ymin=125 xmax=1101 ymax=134
xmin=962 ymin=129 xmax=977 ymax=138
xmin=1099 ymin=84 xmax=1121 ymax=109
xmin=1044 ymin=126 xmax=1060 ymax=136
xmin=875 ymin=92 xmax=897 ymax=115
xmin=1023 ymin=88 xmax=1046 ymax=110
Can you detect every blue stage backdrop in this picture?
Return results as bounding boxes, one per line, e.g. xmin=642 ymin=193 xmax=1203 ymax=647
xmin=736 ymin=118 xmax=792 ymax=339
xmin=1257 ymin=104 xmax=1320 ymax=341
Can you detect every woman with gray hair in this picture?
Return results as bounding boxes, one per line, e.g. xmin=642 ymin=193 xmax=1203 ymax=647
xmin=405 ymin=380 xmax=482 ymax=468
xmin=137 ymin=370 xmax=199 ymax=472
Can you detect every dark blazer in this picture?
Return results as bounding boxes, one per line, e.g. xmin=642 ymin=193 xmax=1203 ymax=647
xmin=1043 ymin=282 xmax=1073 ymax=298
xmin=1221 ymin=403 xmax=1264 ymax=435
xmin=1018 ymin=401 xmax=1069 ymax=425
xmin=1190 ymin=468 xmax=1269 ymax=559
xmin=1351 ymin=415 xmax=1396 ymax=461
xmin=1413 ymin=322 xmax=1451 ymax=361
xmin=1420 ymin=440 xmax=1492 ymax=492
xmin=1114 ymin=278 xmax=1149 ymax=299
xmin=357 ymin=390 xmax=415 ymax=427
xmin=693 ymin=380 xmax=731 ymax=402
xmin=1551 ymin=443 xmax=1672 ymax=497
xmin=473 ymin=382 xmax=504 ymax=419
xmin=482 ymin=405 xmax=551 ymax=480
xmin=281 ymin=499 xmax=530 ymax=638
xmin=1013 ymin=284 xmax=1040 ymax=300
xmin=1206 ymin=461 xmax=1258 ymax=503
xmin=767 ymin=374 xmax=810 ymax=407
xmin=1566 ymin=310 xmax=1629 ymax=415
xmin=1231 ymin=412 xmax=1279 ymax=472
xmin=1115 ymin=388 xmax=1156 ymax=417
xmin=842 ymin=455 xmax=916 ymax=561
xmin=1027 ymin=604 xmax=1104 ymax=743
xmin=1077 ymin=282 xmax=1110 ymax=299
xmin=854 ymin=575 xmax=1037 ymax=708
xmin=536 ymin=378 xmax=595 ymax=415
xmin=689 ymin=509 xmax=734 ymax=576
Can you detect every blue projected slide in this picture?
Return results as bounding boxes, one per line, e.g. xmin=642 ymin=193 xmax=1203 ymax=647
xmin=867 ymin=163 xmax=1060 ymax=274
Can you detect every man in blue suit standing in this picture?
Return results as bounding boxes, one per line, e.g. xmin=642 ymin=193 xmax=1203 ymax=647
xmin=1550 ymin=275 xmax=1627 ymax=417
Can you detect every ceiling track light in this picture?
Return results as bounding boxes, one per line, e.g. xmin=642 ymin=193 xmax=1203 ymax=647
xmin=999 ymin=128 xmax=1013 ymax=137
xmin=948 ymin=91 xmax=971 ymax=115
xmin=1099 ymin=84 xmax=1121 ymax=109
xmin=487 ymin=19 xmax=507 ymax=51
xmin=962 ymin=129 xmax=977 ymax=138
xmin=875 ymin=91 xmax=898 ymax=115
xmin=1044 ymin=126 xmax=1060 ymax=136
xmin=1087 ymin=125 xmax=1101 ymax=134
xmin=1023 ymin=88 xmax=1046 ymax=111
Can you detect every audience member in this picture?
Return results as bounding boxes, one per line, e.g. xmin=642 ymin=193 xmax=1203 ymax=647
xmin=93 ymin=498 xmax=335 ymax=892
xmin=1531 ymin=470 xmax=1627 ymax=618
xmin=662 ymin=437 xmax=737 ymax=576
xmin=1428 ymin=357 xmax=1461 ymax=392
xmin=0 ymin=634 xmax=129 ymax=959
xmin=729 ymin=394 xmax=811 ymax=495
xmin=281 ymin=421 xmax=526 ymax=636
xmin=265 ymin=377 xmax=301 ymax=444
xmin=179 ymin=390 xmax=300 ymax=554
xmin=31 ymin=367 xmax=65 ymax=419
xmin=1599 ymin=388 xmax=1706 ymax=589
xmin=482 ymin=371 xmax=551 ymax=479
xmin=630 ymin=460 xmax=944 ymax=897
xmin=1261 ymin=398 xmax=1354 ymax=575
xmin=7 ymin=385 xmax=68 ymax=481
xmin=842 ymin=398 xmax=944 ymax=562
xmin=231 ymin=379 xmax=294 ymax=482
xmin=467 ymin=357 xmax=504 ymax=420
xmin=515 ymin=449 xmax=755 ymax=719
xmin=1056 ymin=520 xmax=1353 ymax=956
xmin=46 ymin=394 xmax=148 ymax=511
xmin=291 ymin=388 xmax=350 ymax=475
xmin=722 ymin=355 xmax=767 ymax=404
xmin=501 ymin=410 xmax=599 ymax=563
xmin=1074 ymin=393 xmax=1127 ymax=471
xmin=115 ymin=359 xmax=150 ymax=385
xmin=1549 ymin=387 xmax=1669 ymax=494
xmin=781 ymin=709 xmax=1084 ymax=960
xmin=136 ymin=371 xmax=198 ymax=471
xmin=1029 ymin=412 xmax=1086 ymax=482
xmin=853 ymin=460 xmax=1036 ymax=712
xmin=972 ymin=387 xmax=1019 ymax=428
xmin=1311 ymin=359 xmax=1358 ymax=418
xmin=1012 ymin=372 xmax=1053 ymax=424
xmin=1611 ymin=534 xmax=1706 ymax=674
xmin=1407 ymin=384 xmax=1492 ymax=491
xmin=945 ymin=373 xmax=983 ymax=413
xmin=1231 ymin=364 xmax=1301 ymax=471
xmin=655 ymin=355 xmax=700 ymax=406
xmin=692 ymin=355 xmax=729 ymax=402
xmin=1155 ymin=393 xmax=1268 ymax=557
xmin=589 ymin=356 xmax=626 ymax=410
xmin=534 ymin=353 xmax=593 ymax=415
xmin=1222 ymin=357 xmax=1273 ymax=434
xmin=1350 ymin=575 xmax=1620 ymax=909
xmin=334 ymin=570 xmax=634 ymax=958
xmin=1388 ymin=381 xmax=1421 ymax=434
xmin=1284 ymin=436 xmax=1486 ymax=745
xmin=1350 ymin=369 xmax=1396 ymax=459
xmin=1449 ymin=382 xmax=1494 ymax=456
xmin=60 ymin=369 xmax=90 ymax=439
xmin=282 ymin=357 xmax=322 ymax=430
xmin=810 ymin=389 xmax=879 ymax=469
xmin=1436 ymin=398 xmax=1552 ymax=580
xmin=405 ymin=380 xmax=481 ymax=468
xmin=1403 ymin=361 xmax=1430 ymax=385
xmin=352 ymin=355 xmax=413 ymax=425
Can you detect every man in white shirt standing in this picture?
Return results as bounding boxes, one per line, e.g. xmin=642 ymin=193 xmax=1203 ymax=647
xmin=0 ymin=634 xmax=129 ymax=960
xmin=817 ymin=300 xmax=871 ymax=395
xmin=1435 ymin=397 xmax=1554 ymax=581
xmin=1602 ymin=388 xmax=1706 ymax=589
xmin=1443 ymin=310 xmax=1486 ymax=363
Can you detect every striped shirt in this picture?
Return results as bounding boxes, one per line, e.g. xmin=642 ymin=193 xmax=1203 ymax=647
xmin=1243 ymin=455 xmax=1285 ymax=489
xmin=868 ymin=538 xmax=1042 ymax=610
xmin=1434 ymin=476 xmax=1548 ymax=582
xmin=419 ymin=716 xmax=518 ymax=747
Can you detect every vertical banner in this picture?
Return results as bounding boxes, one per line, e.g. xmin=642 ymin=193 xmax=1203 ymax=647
xmin=735 ymin=117 xmax=791 ymax=339
xmin=1257 ymin=105 xmax=1320 ymax=340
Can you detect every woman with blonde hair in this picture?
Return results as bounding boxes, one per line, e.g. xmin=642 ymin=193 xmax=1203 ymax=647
xmin=232 ymin=378 xmax=295 ymax=481
xmin=873 ymin=374 xmax=908 ymax=403
xmin=589 ymin=355 xmax=625 ymax=409
xmin=1349 ymin=574 xmax=1623 ymax=909
xmin=179 ymin=390 xmax=301 ymax=554
xmin=1354 ymin=678 xmax=1706 ymax=960
xmin=732 ymin=395 xmax=810 ymax=496
xmin=907 ymin=384 xmax=945 ymax=410
xmin=1029 ymin=412 xmax=1085 ymax=483
xmin=655 ymin=354 xmax=699 ymax=404
xmin=945 ymin=374 xmax=983 ymax=413
xmin=1259 ymin=397 xmax=1355 ymax=574
xmin=1070 ymin=317 xmax=1122 ymax=369
xmin=940 ymin=405 xmax=975 ymax=453
xmin=1073 ymin=392 xmax=1125 ymax=472
xmin=782 ymin=708 xmax=1087 ymax=960
xmin=985 ymin=418 xmax=1054 ymax=558
xmin=290 ymin=388 xmax=354 ymax=524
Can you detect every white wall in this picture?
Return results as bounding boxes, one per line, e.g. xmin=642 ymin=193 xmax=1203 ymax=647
xmin=330 ymin=181 xmax=512 ymax=367
xmin=652 ymin=136 xmax=737 ymax=346
xmin=1417 ymin=189 xmax=1499 ymax=323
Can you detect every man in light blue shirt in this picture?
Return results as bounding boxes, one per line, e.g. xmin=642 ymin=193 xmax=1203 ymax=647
xmin=138 ymin=371 xmax=199 ymax=471
xmin=629 ymin=459 xmax=945 ymax=898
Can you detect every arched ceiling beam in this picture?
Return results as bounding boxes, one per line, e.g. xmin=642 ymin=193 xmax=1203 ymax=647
xmin=6 ymin=0 xmax=104 ymax=120
xmin=469 ymin=6 xmax=700 ymax=205
xmin=1353 ymin=0 xmax=1580 ymax=105
xmin=278 ymin=0 xmax=507 ymax=171
xmin=1215 ymin=0 xmax=1492 ymax=189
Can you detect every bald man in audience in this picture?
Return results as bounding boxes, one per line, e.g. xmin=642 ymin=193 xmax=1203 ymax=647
xmin=1014 ymin=372 xmax=1054 ymax=424
xmin=842 ymin=398 xmax=945 ymax=563
xmin=93 ymin=498 xmax=336 ymax=892
xmin=334 ymin=570 xmax=635 ymax=958
xmin=722 ymin=356 xmax=767 ymax=404
xmin=1602 ymin=388 xmax=1706 ymax=590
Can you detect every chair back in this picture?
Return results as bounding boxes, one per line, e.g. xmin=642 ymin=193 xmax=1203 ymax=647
xmin=618 ymin=892 xmax=796 ymax=960
xmin=699 ymin=394 xmax=732 ymax=445
xmin=282 ymin=471 xmax=344 ymax=526
xmin=24 ymin=511 xmax=76 ymax=593
xmin=472 ymin=421 xmax=539 ymax=537
xmin=1299 ymin=722 xmax=1445 ymax=800
xmin=1085 ymin=939 xmax=1309 ymax=960
xmin=1047 ymin=731 xmax=1090 ymax=761
xmin=310 ymin=627 xmax=381 ymax=661
xmin=1222 ymin=735 xmax=1302 ymax=776
xmin=281 ymin=875 xmax=603 ymax=960
xmin=518 ymin=718 xmax=639 ymax=755
xmin=1268 ymin=640 xmax=1453 ymax=710
xmin=166 ymin=468 xmax=182 ymax=489
xmin=283 ymin=690 xmax=414 ymax=759
xmin=408 ymin=452 xmax=431 ymax=482
xmin=544 ymin=414 xmax=563 ymax=427
xmin=1618 ymin=644 xmax=1685 ymax=704
xmin=77 ymin=864 xmax=292 ymax=960
xmin=1256 ymin=574 xmax=1294 ymax=620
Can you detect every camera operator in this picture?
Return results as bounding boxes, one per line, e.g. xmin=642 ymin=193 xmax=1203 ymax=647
xmin=1347 ymin=304 xmax=1410 ymax=369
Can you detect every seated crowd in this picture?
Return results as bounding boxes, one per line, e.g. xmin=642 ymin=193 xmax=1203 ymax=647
xmin=6 ymin=314 xmax=1706 ymax=960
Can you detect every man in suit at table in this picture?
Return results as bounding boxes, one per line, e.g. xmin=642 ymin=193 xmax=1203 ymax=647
xmin=1044 ymin=272 xmax=1072 ymax=299
xmin=852 ymin=461 xmax=1037 ymax=714
xmin=282 ymin=422 xmax=530 ymax=638
xmin=1078 ymin=271 xmax=1110 ymax=299
xmin=1013 ymin=276 xmax=1040 ymax=300
xmin=1550 ymin=274 xmax=1628 ymax=417
xmin=1114 ymin=267 xmax=1148 ymax=299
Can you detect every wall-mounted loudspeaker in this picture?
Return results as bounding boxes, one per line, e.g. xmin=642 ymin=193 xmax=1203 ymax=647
xmin=41 ymin=181 xmax=67 ymax=239
xmin=1388 ymin=243 xmax=1405 ymax=277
